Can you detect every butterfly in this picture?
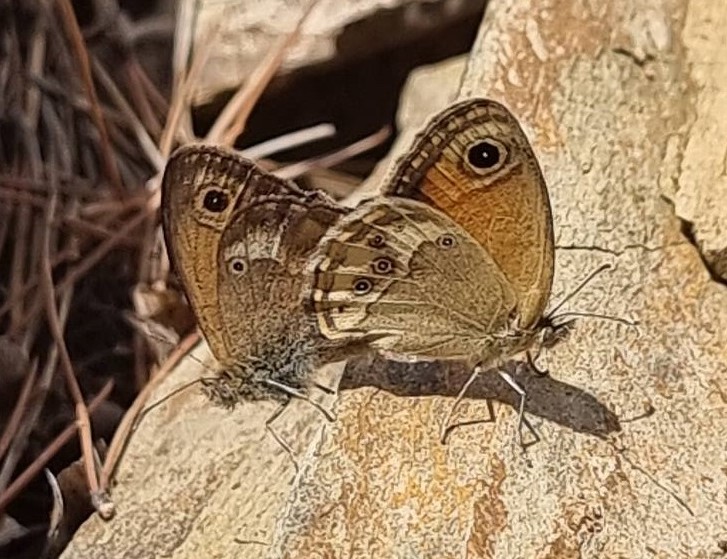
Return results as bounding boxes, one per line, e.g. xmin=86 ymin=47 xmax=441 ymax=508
xmin=161 ymin=145 xmax=373 ymax=463
xmin=307 ymin=98 xmax=573 ymax=445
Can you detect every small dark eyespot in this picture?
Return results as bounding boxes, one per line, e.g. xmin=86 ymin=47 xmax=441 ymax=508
xmin=368 ymin=233 xmax=386 ymax=248
xmin=372 ymin=257 xmax=394 ymax=275
xmin=436 ymin=234 xmax=456 ymax=249
xmin=467 ymin=140 xmax=501 ymax=170
xmin=203 ymin=189 xmax=229 ymax=212
xmin=230 ymin=258 xmax=246 ymax=274
xmin=353 ymin=278 xmax=373 ymax=295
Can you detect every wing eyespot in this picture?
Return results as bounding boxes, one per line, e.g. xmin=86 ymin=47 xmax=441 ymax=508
xmin=352 ymin=278 xmax=373 ymax=295
xmin=202 ymin=188 xmax=229 ymax=213
xmin=368 ymin=233 xmax=386 ymax=248
xmin=465 ymin=139 xmax=507 ymax=175
xmin=371 ymin=257 xmax=394 ymax=275
xmin=229 ymin=258 xmax=247 ymax=275
xmin=436 ymin=234 xmax=457 ymax=249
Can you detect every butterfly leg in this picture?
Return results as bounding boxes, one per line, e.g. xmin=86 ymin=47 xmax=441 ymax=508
xmin=265 ymin=399 xmax=299 ymax=472
xmin=313 ymin=382 xmax=337 ymax=396
xmin=497 ymin=370 xmax=540 ymax=449
xmin=264 ymin=379 xmax=336 ymax=422
xmin=440 ymin=365 xmax=486 ymax=444
xmin=526 ymin=347 xmax=549 ymax=377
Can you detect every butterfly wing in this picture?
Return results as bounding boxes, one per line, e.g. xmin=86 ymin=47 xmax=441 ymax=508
xmin=308 ymin=197 xmax=518 ymax=362
xmin=383 ymin=98 xmax=554 ymax=328
xmin=161 ymin=145 xmax=343 ymax=365
xmin=216 ymin=195 xmax=345 ymax=367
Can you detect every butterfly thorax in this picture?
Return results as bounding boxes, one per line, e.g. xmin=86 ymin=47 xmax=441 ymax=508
xmin=471 ymin=316 xmax=537 ymax=367
xmin=476 ymin=314 xmax=574 ymax=372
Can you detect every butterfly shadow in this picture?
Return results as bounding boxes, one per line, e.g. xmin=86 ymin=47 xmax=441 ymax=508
xmin=338 ymin=353 xmax=621 ymax=440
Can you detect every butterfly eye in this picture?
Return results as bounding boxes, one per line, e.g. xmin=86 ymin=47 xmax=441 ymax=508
xmin=352 ymin=278 xmax=373 ymax=295
xmin=203 ymin=189 xmax=229 ymax=213
xmin=229 ymin=258 xmax=247 ymax=275
xmin=371 ymin=257 xmax=394 ymax=275
xmin=436 ymin=234 xmax=457 ymax=249
xmin=368 ymin=233 xmax=386 ymax=248
xmin=466 ymin=139 xmax=505 ymax=173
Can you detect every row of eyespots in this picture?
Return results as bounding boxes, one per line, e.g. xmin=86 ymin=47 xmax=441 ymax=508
xmin=351 ymin=231 xmax=458 ymax=296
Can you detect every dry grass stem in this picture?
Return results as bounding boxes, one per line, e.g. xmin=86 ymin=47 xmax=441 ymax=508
xmin=205 ymin=1 xmax=320 ymax=145
xmin=275 ymin=126 xmax=391 ymax=179
xmin=0 ymin=380 xmax=114 ymax=516
xmin=39 ymin=186 xmax=104 ymax=513
xmin=92 ymin=58 xmax=165 ymax=172
xmin=241 ymin=123 xmax=336 ymax=160
xmin=56 ymin=0 xmax=123 ymax=197
xmin=0 ymin=361 xmax=38 ymax=462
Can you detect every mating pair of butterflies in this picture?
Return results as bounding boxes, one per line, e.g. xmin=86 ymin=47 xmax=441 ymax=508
xmin=161 ymin=98 xmax=555 ymax=414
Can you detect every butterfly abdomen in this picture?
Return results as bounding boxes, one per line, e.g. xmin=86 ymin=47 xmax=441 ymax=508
xmin=204 ymin=328 xmax=326 ymax=406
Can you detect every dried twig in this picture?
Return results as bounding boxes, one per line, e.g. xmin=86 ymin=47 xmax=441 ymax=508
xmin=0 ymin=360 xmax=38 ymax=462
xmin=55 ymin=0 xmax=124 ymax=197
xmin=24 ymin=9 xmax=46 ymax=130
xmin=91 ymin=57 xmax=164 ymax=172
xmin=158 ymin=0 xmax=222 ymax=157
xmin=129 ymin=57 xmax=169 ymax=118
xmin=0 ymin=286 xmax=73 ymax=499
xmin=122 ymin=61 xmax=163 ymax=139
xmin=39 ymin=180 xmax=107 ymax=514
xmin=18 ymin=204 xmax=153 ymax=331
xmin=241 ymin=123 xmax=335 ymax=160
xmin=0 ymin=173 xmax=97 ymax=197
xmin=205 ymin=0 xmax=320 ymax=145
xmin=60 ymin=216 xmax=138 ymax=246
xmin=8 ymin=191 xmax=31 ymax=336
xmin=275 ymin=126 xmax=391 ymax=179
xmin=0 ymin=380 xmax=114 ymax=516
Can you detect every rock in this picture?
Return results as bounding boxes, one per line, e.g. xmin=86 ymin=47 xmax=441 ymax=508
xmin=190 ymin=0 xmax=484 ymax=104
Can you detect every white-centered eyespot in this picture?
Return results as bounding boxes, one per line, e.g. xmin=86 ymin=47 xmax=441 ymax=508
xmin=465 ymin=138 xmax=508 ymax=175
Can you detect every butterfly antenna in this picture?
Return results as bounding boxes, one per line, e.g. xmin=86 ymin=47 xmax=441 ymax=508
xmin=545 ymin=263 xmax=613 ymax=319
xmin=141 ymin=377 xmax=212 ymax=420
xmin=549 ymin=311 xmax=638 ymax=327
xmin=545 ymin=264 xmax=639 ymax=328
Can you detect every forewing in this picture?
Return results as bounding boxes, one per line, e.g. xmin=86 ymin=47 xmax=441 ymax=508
xmin=383 ymin=98 xmax=554 ymax=327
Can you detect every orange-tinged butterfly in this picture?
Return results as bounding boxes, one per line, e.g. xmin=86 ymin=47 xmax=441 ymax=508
xmin=308 ymin=99 xmax=579 ymax=445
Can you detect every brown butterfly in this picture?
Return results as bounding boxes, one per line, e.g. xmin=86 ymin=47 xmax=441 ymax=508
xmin=308 ymin=98 xmax=575 ymax=445
xmin=161 ymin=145 xmax=371 ymax=461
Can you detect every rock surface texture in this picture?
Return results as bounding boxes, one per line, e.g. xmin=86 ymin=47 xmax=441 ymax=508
xmin=62 ymin=1 xmax=727 ymax=558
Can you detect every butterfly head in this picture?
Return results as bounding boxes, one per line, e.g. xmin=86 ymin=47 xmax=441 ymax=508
xmin=535 ymin=315 xmax=577 ymax=350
